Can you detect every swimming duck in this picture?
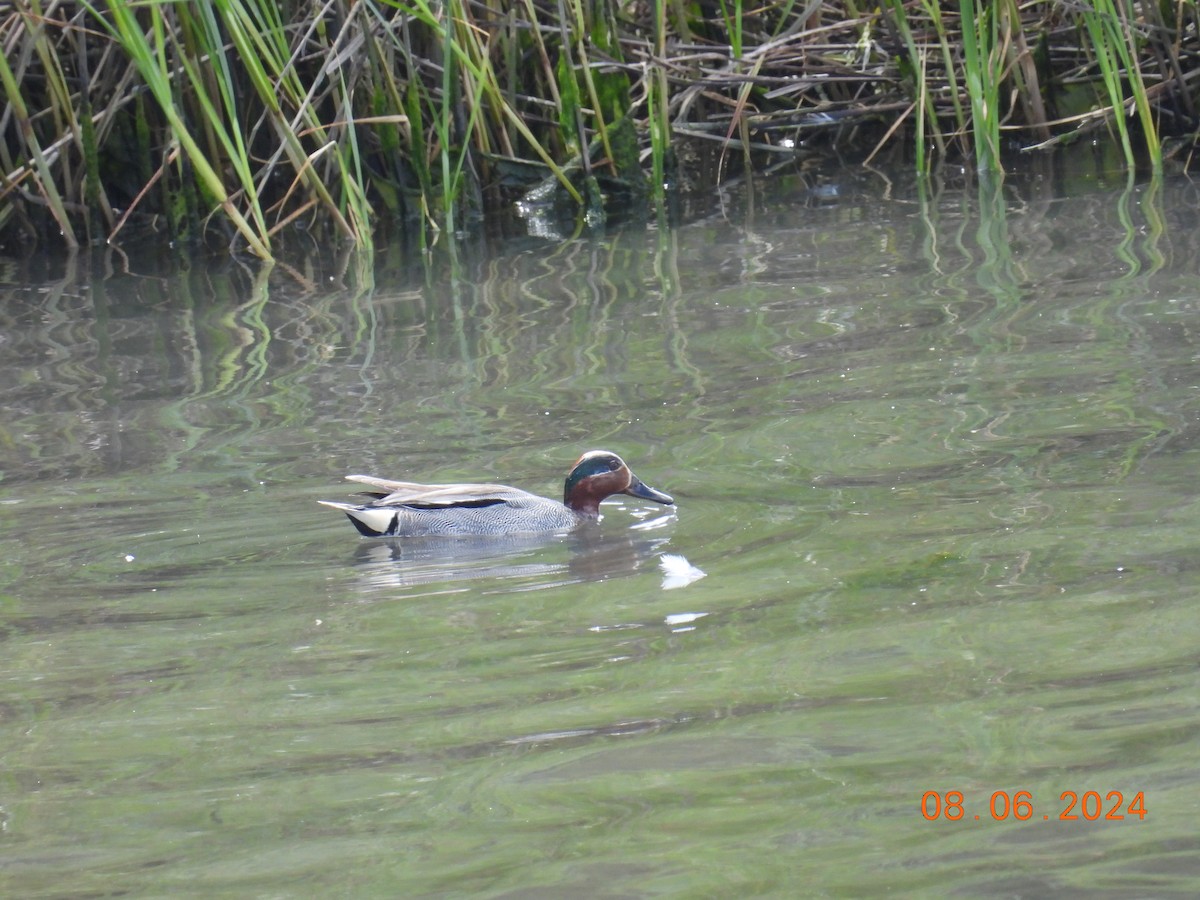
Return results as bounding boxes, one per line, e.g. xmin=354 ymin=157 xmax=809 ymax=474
xmin=320 ymin=449 xmax=674 ymax=537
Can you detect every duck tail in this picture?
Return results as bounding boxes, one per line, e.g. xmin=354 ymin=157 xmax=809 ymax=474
xmin=317 ymin=500 xmax=396 ymax=537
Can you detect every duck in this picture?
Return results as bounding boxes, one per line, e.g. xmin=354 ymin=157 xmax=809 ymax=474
xmin=319 ymin=449 xmax=674 ymax=537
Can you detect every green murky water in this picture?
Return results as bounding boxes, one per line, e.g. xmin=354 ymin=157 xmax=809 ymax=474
xmin=2 ymin=170 xmax=1199 ymax=896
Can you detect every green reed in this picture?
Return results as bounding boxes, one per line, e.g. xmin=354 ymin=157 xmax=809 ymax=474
xmin=0 ymin=44 xmax=77 ymax=246
xmin=648 ymin=0 xmax=672 ymax=199
xmin=97 ymin=0 xmax=272 ymax=257
xmin=1078 ymin=0 xmax=1162 ymax=172
xmin=718 ymin=0 xmax=745 ymax=60
xmin=884 ymin=0 xmax=931 ymax=173
xmin=957 ymin=0 xmax=1002 ymax=173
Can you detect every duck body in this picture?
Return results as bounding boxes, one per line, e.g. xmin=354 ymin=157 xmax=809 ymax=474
xmin=320 ymin=450 xmax=674 ymax=538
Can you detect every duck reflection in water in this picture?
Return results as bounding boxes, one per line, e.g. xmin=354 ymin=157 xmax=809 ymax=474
xmin=347 ymin=517 xmax=676 ymax=591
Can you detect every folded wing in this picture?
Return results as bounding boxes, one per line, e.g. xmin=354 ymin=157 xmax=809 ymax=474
xmin=345 ymin=474 xmax=530 ymax=509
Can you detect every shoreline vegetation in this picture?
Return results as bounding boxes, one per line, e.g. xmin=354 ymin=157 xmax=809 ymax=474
xmin=2 ymin=1 xmax=1197 ymax=261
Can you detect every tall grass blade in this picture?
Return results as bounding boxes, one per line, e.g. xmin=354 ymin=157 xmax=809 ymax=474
xmin=1079 ymin=3 xmax=1136 ymax=168
xmin=215 ymin=0 xmax=359 ymax=240
xmin=0 ymin=30 xmax=78 ymax=247
xmin=649 ymin=0 xmax=672 ymax=199
xmin=958 ymin=0 xmax=1003 ymax=173
xmin=89 ymin=0 xmax=273 ymax=258
xmin=1106 ymin=0 xmax=1162 ymax=170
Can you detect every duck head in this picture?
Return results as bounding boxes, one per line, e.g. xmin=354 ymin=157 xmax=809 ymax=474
xmin=563 ymin=450 xmax=674 ymax=519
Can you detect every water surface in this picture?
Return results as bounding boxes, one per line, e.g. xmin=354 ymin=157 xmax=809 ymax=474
xmin=2 ymin=167 xmax=1199 ymax=896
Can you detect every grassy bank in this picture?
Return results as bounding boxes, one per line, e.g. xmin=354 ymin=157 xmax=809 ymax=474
xmin=2 ymin=1 xmax=1197 ymax=260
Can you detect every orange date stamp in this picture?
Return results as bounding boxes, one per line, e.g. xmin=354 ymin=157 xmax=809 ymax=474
xmin=922 ymin=790 xmax=1147 ymax=822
